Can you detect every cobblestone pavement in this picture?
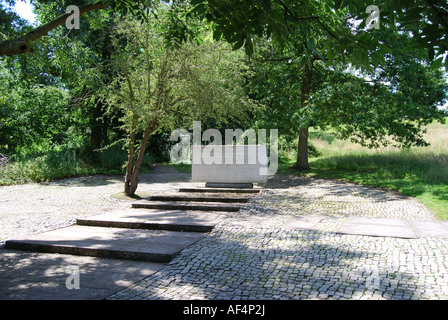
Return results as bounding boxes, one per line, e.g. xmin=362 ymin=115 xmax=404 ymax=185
xmin=2 ymin=169 xmax=448 ymax=300
xmin=108 ymin=175 xmax=448 ymax=300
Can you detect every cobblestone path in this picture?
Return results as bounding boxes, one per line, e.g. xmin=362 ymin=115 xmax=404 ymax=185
xmin=108 ymin=175 xmax=448 ymax=300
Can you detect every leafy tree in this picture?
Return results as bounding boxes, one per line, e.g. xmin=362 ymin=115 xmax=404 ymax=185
xmin=30 ymin=0 xmax=119 ymax=150
xmin=176 ymin=1 xmax=382 ymax=169
xmin=308 ymin=31 xmax=447 ymax=149
xmin=247 ymin=28 xmax=447 ymax=165
xmin=104 ymin=10 xmax=257 ymax=196
xmin=1 ymin=0 xmax=446 ymax=176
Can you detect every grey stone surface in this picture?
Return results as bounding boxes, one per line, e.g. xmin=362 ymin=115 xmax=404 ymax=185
xmin=192 ymin=145 xmax=268 ymax=184
xmin=77 ymin=208 xmax=236 ymax=232
xmin=279 ymin=215 xmax=325 ymax=230
xmin=108 ymin=174 xmax=448 ymax=300
xmin=2 ymin=169 xmax=448 ymax=301
xmin=147 ymin=192 xmax=252 ymax=202
xmin=179 ymin=187 xmax=261 ymax=193
xmin=108 ymin=226 xmax=448 ymax=300
xmin=132 ymin=201 xmax=242 ymax=212
xmin=409 ymin=221 xmax=448 ymax=238
xmin=205 ymin=183 xmax=254 ymax=189
xmin=0 ymin=249 xmax=165 ymax=300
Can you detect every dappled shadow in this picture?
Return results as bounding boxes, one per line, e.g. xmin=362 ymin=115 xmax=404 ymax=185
xmin=80 ymin=208 xmax=237 ymax=233
xmin=38 ymin=165 xmax=191 ymax=188
xmin=266 ymin=174 xmax=410 ymax=202
xmin=303 ymin=152 xmax=448 ymax=202
xmin=39 ymin=175 xmax=124 ymax=187
xmin=2 ymin=168 xmax=444 ymax=300
xmin=109 ymin=226 xmax=445 ymax=300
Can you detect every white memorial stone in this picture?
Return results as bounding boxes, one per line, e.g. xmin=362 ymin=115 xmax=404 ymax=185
xmin=191 ymin=145 xmax=268 ymax=184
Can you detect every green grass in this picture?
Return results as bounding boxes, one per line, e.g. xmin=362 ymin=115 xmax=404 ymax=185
xmin=279 ymin=119 xmax=448 ymax=220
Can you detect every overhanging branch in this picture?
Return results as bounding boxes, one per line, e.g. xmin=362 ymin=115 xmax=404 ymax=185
xmin=0 ymin=1 xmax=108 ymax=56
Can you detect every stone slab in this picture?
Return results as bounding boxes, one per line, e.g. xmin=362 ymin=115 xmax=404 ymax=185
xmin=77 ymin=208 xmax=236 ymax=232
xmin=338 ymin=217 xmax=418 ymax=239
xmin=0 ymin=249 xmax=165 ymax=300
xmin=205 ymin=183 xmax=254 ymax=189
xmin=4 ymin=225 xmax=206 ymax=263
xmin=147 ymin=193 xmax=252 ymax=203
xmin=132 ymin=201 xmax=242 ymax=212
xmin=179 ymin=187 xmax=261 ymax=194
xmin=191 ymin=145 xmax=268 ymax=184
xmin=280 ymin=215 xmax=324 ymax=230
xmin=409 ymin=221 xmax=448 ymax=238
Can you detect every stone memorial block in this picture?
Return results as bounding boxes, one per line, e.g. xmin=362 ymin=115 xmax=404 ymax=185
xmin=191 ymin=145 xmax=268 ymax=184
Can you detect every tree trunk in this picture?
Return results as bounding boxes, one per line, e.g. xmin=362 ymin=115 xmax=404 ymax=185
xmin=124 ymin=120 xmax=154 ymax=197
xmin=295 ymin=127 xmax=310 ymax=170
xmin=124 ymin=115 xmax=138 ymax=196
xmin=90 ymin=100 xmax=104 ymax=149
xmin=293 ymin=61 xmax=314 ymax=170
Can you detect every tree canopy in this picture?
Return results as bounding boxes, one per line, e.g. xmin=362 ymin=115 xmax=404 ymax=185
xmin=0 ymin=0 xmax=446 ymax=190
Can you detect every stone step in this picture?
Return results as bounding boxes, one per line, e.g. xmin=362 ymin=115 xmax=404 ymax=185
xmin=132 ymin=201 xmax=242 ymax=212
xmin=4 ymin=225 xmax=205 ymax=263
xmin=76 ymin=208 xmax=236 ymax=233
xmin=178 ymin=187 xmax=261 ymax=194
xmin=147 ymin=193 xmax=252 ymax=203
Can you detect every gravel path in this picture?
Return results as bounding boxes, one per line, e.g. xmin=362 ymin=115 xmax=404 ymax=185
xmin=1 ymin=167 xmax=448 ymax=300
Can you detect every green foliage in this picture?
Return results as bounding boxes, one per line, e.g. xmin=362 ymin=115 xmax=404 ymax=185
xmin=308 ymin=31 xmax=447 ymax=149
xmin=105 ymin=12 xmax=256 ymax=131
xmin=1 ymin=0 xmax=447 ymax=193
xmin=0 ymin=59 xmax=73 ymax=153
xmin=0 ymin=0 xmax=29 ymax=40
xmin=247 ymin=28 xmax=447 ymax=151
xmin=341 ymin=0 xmax=448 ymax=69
xmin=282 ymin=120 xmax=448 ymax=220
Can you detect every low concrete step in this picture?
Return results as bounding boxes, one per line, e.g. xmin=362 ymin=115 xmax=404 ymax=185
xmin=4 ymin=225 xmax=205 ymax=263
xmin=178 ymin=187 xmax=261 ymax=194
xmin=147 ymin=193 xmax=252 ymax=203
xmin=132 ymin=201 xmax=242 ymax=212
xmin=77 ymin=208 xmax=236 ymax=232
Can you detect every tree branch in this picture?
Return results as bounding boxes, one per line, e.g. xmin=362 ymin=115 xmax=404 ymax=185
xmin=0 ymin=1 xmax=108 ymax=56
xmin=275 ymin=0 xmax=339 ymax=40
xmin=275 ymin=0 xmax=319 ymax=21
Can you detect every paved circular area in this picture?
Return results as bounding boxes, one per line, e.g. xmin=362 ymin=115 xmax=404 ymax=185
xmin=0 ymin=168 xmax=191 ymax=243
xmin=108 ymin=175 xmax=448 ymax=300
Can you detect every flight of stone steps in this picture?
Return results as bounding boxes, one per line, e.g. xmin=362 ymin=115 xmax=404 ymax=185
xmin=4 ymin=187 xmax=260 ymax=263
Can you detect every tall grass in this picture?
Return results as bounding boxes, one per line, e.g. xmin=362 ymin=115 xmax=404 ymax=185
xmin=0 ymin=143 xmax=159 ymax=186
xmin=285 ymin=119 xmax=448 ymax=220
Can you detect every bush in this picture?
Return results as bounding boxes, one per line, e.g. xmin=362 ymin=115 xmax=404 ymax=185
xmin=0 ymin=148 xmax=95 ymax=185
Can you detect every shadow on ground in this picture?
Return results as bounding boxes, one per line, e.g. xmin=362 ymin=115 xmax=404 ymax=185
xmin=109 ymin=226 xmax=435 ymax=300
